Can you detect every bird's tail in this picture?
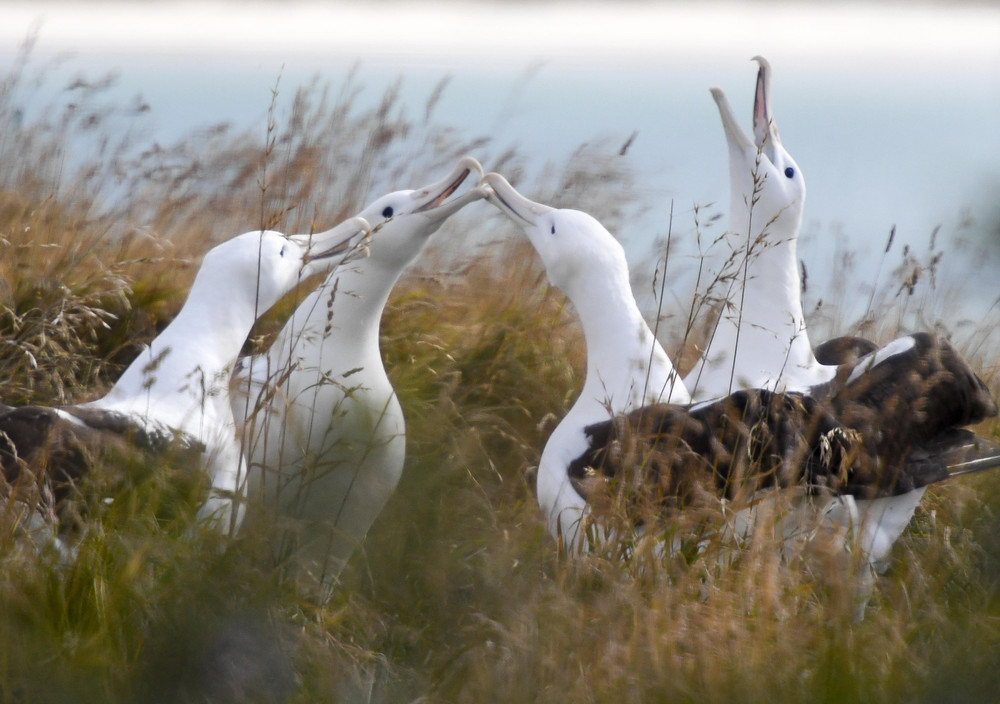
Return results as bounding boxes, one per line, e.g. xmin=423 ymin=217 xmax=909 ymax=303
xmin=938 ymin=430 xmax=1000 ymax=479
xmin=911 ymin=429 xmax=1000 ymax=482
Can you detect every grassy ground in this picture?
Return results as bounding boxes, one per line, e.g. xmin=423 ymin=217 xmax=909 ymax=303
xmin=1 ymin=47 xmax=999 ymax=703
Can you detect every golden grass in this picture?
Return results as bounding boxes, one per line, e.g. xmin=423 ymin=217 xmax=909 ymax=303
xmin=1 ymin=48 xmax=999 ymax=703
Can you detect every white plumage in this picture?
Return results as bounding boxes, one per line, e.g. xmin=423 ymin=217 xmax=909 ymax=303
xmin=0 ymin=218 xmax=371 ymax=548
xmin=89 ymin=219 xmax=371 ymax=533
xmin=235 ymin=157 xmax=486 ymax=596
xmin=483 ymin=158 xmax=997 ymax=617
xmin=483 ymin=172 xmax=689 ymax=551
xmin=683 ymin=57 xmax=998 ymax=573
xmin=685 ymin=56 xmax=827 ymax=401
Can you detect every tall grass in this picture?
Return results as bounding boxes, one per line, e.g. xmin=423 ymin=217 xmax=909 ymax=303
xmin=1 ymin=44 xmax=999 ymax=703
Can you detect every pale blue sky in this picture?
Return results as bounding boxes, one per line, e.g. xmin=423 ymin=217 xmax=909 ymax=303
xmin=3 ymin=1 xmax=999 ymax=317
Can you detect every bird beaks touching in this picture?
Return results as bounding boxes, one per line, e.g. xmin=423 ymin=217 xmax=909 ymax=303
xmin=408 ymin=156 xmax=487 ymax=223
xmin=292 ymin=216 xmax=371 ymax=269
xmin=479 ymin=172 xmax=554 ymax=226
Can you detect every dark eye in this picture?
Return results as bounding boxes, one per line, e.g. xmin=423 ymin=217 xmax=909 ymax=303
xmin=382 ymin=206 xmax=394 ymax=218
xmin=550 ymin=225 xmax=556 ymax=235
xmin=784 ymin=167 xmax=795 ymax=179
xmin=279 ymin=244 xmax=287 ymax=257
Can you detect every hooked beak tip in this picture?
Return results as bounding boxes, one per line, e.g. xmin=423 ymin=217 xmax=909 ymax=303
xmin=301 ymin=218 xmax=371 ymax=265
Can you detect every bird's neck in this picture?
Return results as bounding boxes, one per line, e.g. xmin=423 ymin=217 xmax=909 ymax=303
xmin=692 ymin=206 xmax=823 ymax=397
xmin=537 ymin=275 xmax=687 ymax=550
xmin=572 ymin=275 xmax=688 ymax=422
xmin=102 ymin=279 xmax=257 ymax=426
xmin=728 ymin=215 xmax=809 ymax=339
xmin=270 ymin=259 xmax=399 ymax=371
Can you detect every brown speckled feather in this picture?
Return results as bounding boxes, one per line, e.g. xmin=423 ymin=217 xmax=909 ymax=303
xmin=571 ymin=334 xmax=999 ymax=513
xmin=0 ymin=405 xmax=206 ymax=533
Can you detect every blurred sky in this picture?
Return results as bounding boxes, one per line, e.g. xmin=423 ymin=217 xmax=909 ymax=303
xmin=2 ymin=1 xmax=999 ymax=315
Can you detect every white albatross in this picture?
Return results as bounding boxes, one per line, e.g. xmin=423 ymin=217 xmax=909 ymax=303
xmin=0 ymin=218 xmax=371 ymax=544
xmin=685 ymin=56 xmax=824 ymax=401
xmin=235 ymin=157 xmax=486 ymax=596
xmin=481 ymin=172 xmax=689 ymax=551
xmin=683 ymin=56 xmax=1000 ymax=572
xmin=482 ymin=171 xmax=999 ymax=601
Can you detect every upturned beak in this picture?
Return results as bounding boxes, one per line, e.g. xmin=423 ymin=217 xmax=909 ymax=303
xmin=711 ymin=85 xmax=755 ymax=156
xmin=751 ymin=55 xmax=781 ymax=157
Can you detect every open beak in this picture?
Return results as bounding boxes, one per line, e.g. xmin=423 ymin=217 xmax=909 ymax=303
xmin=480 ymin=172 xmax=554 ymax=225
xmin=751 ymin=55 xmax=781 ymax=158
xmin=291 ymin=215 xmax=371 ymax=268
xmin=711 ymin=85 xmax=755 ymax=156
xmin=407 ymin=156 xmax=487 ymax=223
